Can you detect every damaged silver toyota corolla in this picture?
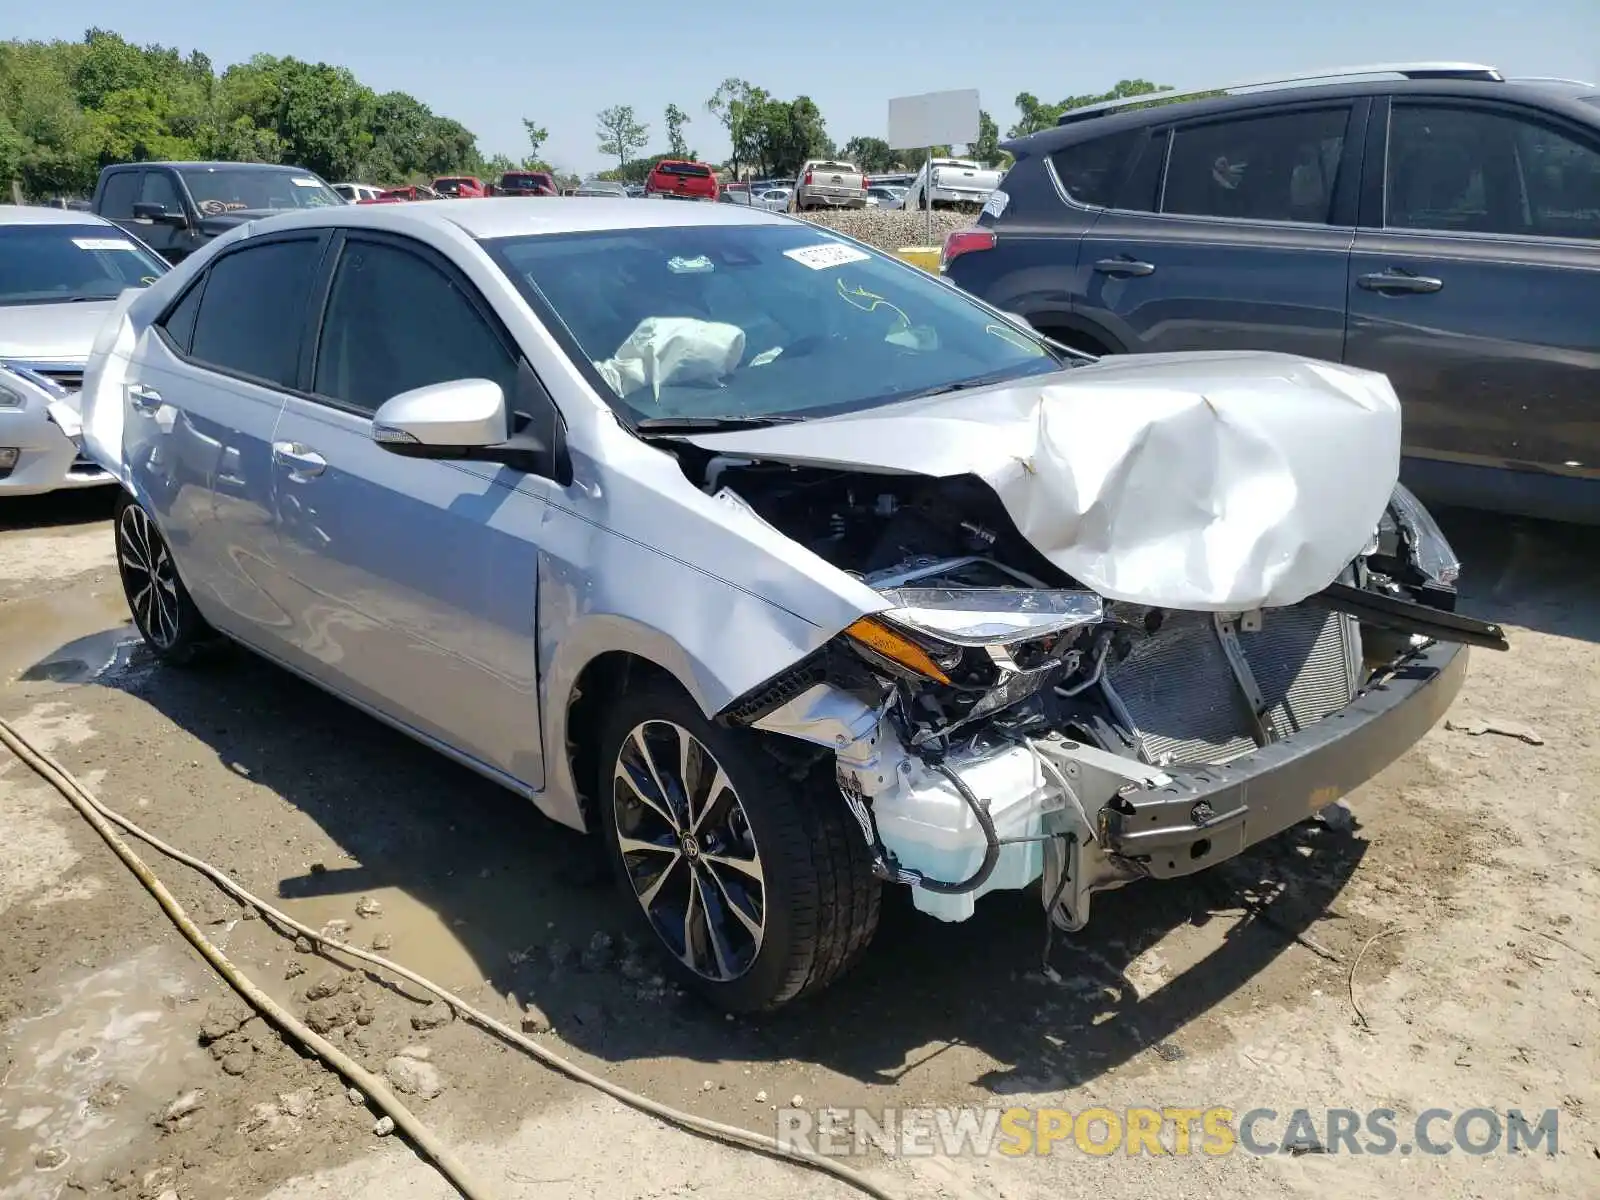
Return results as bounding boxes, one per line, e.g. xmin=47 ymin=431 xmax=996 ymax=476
xmin=58 ymin=199 xmax=1508 ymax=1013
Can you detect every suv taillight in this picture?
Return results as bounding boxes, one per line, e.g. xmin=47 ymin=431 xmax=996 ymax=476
xmin=940 ymin=229 xmax=997 ymax=272
xmin=804 ymin=170 xmax=813 ymax=186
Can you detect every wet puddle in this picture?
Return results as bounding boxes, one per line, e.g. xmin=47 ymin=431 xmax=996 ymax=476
xmin=0 ymin=587 xmax=143 ymax=687
xmin=0 ymin=946 xmax=211 ymax=1198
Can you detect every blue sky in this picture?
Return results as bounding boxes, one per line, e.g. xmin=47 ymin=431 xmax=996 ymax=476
xmin=12 ymin=0 xmax=1597 ymax=176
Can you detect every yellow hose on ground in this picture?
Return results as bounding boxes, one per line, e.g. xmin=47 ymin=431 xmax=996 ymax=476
xmin=0 ymin=716 xmax=901 ymax=1200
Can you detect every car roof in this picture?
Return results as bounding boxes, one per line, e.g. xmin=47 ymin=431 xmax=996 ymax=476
xmin=107 ymin=161 xmax=315 ymax=174
xmin=230 ymin=195 xmax=796 ymax=241
xmin=0 ymin=205 xmax=119 ymax=228
xmin=1007 ymin=77 xmax=1600 ymax=154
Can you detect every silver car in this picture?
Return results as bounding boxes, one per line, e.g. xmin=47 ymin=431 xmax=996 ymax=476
xmin=0 ymin=206 xmax=168 ymax=495
xmin=70 ymin=199 xmax=1497 ymax=1011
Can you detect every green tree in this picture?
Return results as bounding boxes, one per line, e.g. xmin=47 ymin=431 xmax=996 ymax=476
xmin=664 ymin=103 xmax=690 ymax=158
xmin=521 ymin=117 xmax=548 ymax=163
xmin=596 ymin=104 xmax=648 ymax=169
xmin=840 ymin=135 xmax=901 ymax=173
xmin=970 ymin=110 xmax=1003 ymax=165
xmin=1007 ymin=79 xmax=1173 ymax=138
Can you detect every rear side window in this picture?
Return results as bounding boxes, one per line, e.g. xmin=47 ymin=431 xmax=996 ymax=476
xmin=98 ymin=172 xmax=139 ymax=219
xmin=1049 ymin=130 xmax=1143 ymax=207
xmin=189 ymin=239 xmax=322 ymax=386
xmin=312 ymin=240 xmax=518 ymax=413
xmin=1161 ymin=108 xmax=1351 ymax=224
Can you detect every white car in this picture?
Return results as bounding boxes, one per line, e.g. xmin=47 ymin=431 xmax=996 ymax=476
xmin=333 ymin=183 xmax=385 ymax=204
xmin=903 ymin=158 xmax=1003 ymax=210
xmin=752 ymin=187 xmax=792 ymax=212
xmin=0 ymin=206 xmax=169 ymax=496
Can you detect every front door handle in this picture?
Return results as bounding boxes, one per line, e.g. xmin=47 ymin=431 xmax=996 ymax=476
xmin=1093 ymin=257 xmax=1156 ymax=278
xmin=1357 ymin=270 xmax=1443 ymax=294
xmin=127 ymin=383 xmax=162 ymax=414
xmin=272 ymin=441 xmax=327 ymax=478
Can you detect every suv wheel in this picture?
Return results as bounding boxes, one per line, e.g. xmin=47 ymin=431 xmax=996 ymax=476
xmin=114 ymin=492 xmax=216 ymax=665
xmin=596 ymin=680 xmax=881 ymax=1012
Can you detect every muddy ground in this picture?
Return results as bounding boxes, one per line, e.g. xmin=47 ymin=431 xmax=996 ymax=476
xmin=0 ymin=488 xmax=1595 ymax=1200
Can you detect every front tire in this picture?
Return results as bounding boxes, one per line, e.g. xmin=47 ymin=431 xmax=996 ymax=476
xmin=597 ymin=680 xmax=881 ymax=1012
xmin=114 ymin=492 xmax=216 ymax=665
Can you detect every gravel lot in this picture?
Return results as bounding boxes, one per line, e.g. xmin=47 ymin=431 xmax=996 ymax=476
xmin=0 ymin=488 xmax=1596 ymax=1200
xmin=798 ymin=206 xmax=975 ymax=250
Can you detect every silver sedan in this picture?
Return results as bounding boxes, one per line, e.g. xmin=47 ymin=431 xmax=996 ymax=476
xmin=68 ymin=198 xmax=1485 ymax=1012
xmin=0 ymin=206 xmax=168 ymax=495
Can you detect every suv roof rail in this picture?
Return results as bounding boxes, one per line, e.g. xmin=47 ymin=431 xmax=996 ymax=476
xmin=1056 ymin=62 xmax=1504 ymax=124
xmin=1507 ymin=75 xmax=1596 ymax=87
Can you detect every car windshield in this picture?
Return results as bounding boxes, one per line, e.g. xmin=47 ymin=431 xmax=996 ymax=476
xmin=486 ymin=223 xmax=1060 ymax=423
xmin=504 ymin=175 xmax=549 ymax=188
xmin=0 ymin=224 xmax=167 ymax=306
xmin=180 ymin=168 xmax=342 ymax=213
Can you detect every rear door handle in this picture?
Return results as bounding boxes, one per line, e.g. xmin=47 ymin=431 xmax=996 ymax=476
xmin=1357 ymin=270 xmax=1443 ymax=294
xmin=1093 ymin=258 xmax=1156 ymax=278
xmin=127 ymin=383 xmax=162 ymax=414
xmin=272 ymin=441 xmax=327 ymax=478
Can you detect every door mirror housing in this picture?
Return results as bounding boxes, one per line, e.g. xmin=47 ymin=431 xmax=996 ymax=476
xmin=371 ymin=368 xmax=572 ymax=483
xmin=132 ymin=201 xmax=189 ymax=228
xmin=372 ymin=378 xmax=508 ymax=453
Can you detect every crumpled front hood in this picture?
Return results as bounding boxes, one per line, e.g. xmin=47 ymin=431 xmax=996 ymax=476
xmin=687 ymin=351 xmax=1403 ymax=611
xmin=0 ymin=300 xmax=118 ymax=363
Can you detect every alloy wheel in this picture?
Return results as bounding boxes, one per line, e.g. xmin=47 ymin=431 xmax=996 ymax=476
xmin=117 ymin=503 xmax=181 ymax=650
xmin=612 ymin=720 xmax=766 ymax=981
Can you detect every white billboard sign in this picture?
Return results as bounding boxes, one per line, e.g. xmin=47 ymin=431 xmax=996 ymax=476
xmin=888 ymin=89 xmax=980 ymax=149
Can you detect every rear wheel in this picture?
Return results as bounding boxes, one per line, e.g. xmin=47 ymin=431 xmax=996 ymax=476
xmin=114 ymin=492 xmax=216 ymax=665
xmin=597 ymin=680 xmax=880 ymax=1012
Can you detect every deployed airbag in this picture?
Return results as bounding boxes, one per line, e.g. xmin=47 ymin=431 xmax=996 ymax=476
xmin=682 ymin=351 xmax=1404 ymax=611
xmin=593 ymin=316 xmax=745 ymax=402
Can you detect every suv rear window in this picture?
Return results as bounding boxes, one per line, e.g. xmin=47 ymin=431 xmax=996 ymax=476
xmin=656 ymin=163 xmax=712 ymax=177
xmin=1161 ymin=108 xmax=1350 ymax=224
xmin=1049 ymin=130 xmax=1143 ymax=208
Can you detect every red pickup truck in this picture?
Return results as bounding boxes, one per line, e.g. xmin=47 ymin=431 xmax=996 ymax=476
xmin=495 ymin=171 xmax=557 ymax=196
xmin=431 ymin=176 xmax=486 ymax=198
xmin=644 ymin=160 xmax=720 ymax=201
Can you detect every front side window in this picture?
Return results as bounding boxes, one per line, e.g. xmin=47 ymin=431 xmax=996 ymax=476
xmin=179 ymin=168 xmax=342 ymax=214
xmin=486 ymin=223 xmax=1060 ymax=423
xmin=139 ymin=171 xmax=183 ymax=213
xmin=1387 ymin=103 xmax=1600 ymax=239
xmin=0 ymin=224 xmax=167 ymax=306
xmin=313 ymin=240 xmax=518 ymax=413
xmin=188 ymin=239 xmax=322 ymax=386
xmin=1162 ymin=108 xmax=1350 ymax=224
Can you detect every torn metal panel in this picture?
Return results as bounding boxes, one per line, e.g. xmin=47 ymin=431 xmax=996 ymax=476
xmin=683 ymin=350 xmax=1403 ymax=612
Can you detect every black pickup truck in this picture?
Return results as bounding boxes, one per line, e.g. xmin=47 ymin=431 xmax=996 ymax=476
xmin=90 ymin=161 xmax=346 ymax=264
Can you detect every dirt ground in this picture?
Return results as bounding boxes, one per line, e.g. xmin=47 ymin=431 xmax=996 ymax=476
xmin=0 ymin=487 xmax=1595 ymax=1200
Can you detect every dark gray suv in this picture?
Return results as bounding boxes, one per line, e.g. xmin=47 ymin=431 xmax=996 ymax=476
xmin=944 ymin=65 xmax=1600 ymax=524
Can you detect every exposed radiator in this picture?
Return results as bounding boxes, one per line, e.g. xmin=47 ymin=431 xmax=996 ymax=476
xmin=1104 ymin=607 xmax=1361 ymax=767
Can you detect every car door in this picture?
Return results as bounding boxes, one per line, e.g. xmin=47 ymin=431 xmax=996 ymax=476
xmin=122 ymin=232 xmax=329 ymax=641
xmin=1073 ymin=101 xmax=1364 ymax=360
xmin=266 ymin=232 xmax=547 ymax=787
xmin=1346 ymin=96 xmax=1600 ymax=509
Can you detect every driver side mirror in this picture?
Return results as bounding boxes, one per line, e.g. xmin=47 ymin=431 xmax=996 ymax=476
xmin=371 ymin=378 xmax=508 ymax=456
xmin=132 ymin=201 xmax=189 ymax=228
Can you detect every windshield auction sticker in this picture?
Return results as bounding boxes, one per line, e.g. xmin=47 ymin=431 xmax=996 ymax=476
xmin=72 ymin=238 xmax=137 ymax=252
xmin=785 ymin=243 xmax=872 ymax=270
